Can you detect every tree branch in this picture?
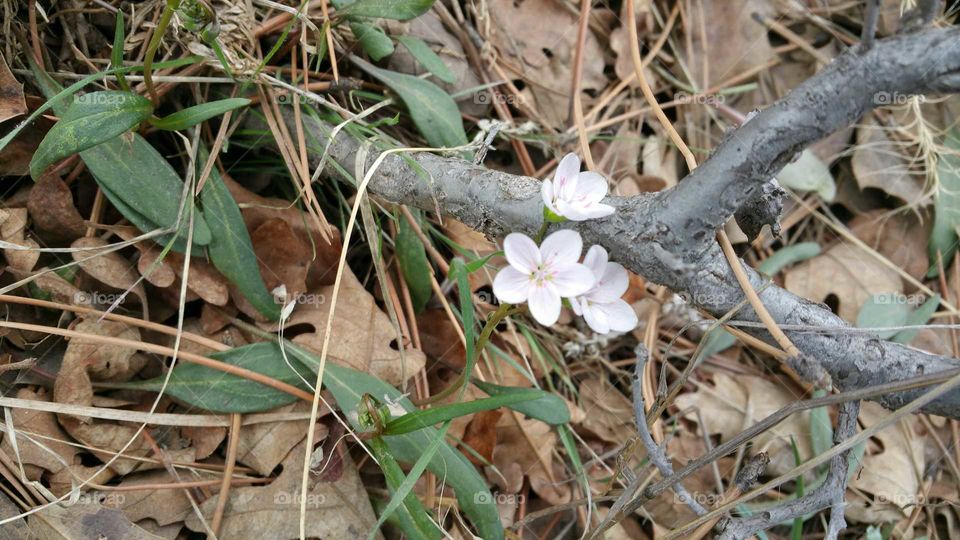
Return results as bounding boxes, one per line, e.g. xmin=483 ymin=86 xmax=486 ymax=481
xmin=295 ymin=26 xmax=960 ymax=418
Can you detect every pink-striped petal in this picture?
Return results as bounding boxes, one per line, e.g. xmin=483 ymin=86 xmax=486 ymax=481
xmin=540 ymin=229 xmax=582 ymax=267
xmin=503 ymin=233 xmax=540 ymax=273
xmin=493 ymin=266 xmax=531 ymax=304
xmin=528 ymin=284 xmax=561 ymax=326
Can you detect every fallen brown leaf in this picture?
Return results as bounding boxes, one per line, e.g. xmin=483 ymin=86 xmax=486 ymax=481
xmin=0 ymin=52 xmax=27 ymax=123
xmin=27 ymin=173 xmax=87 ymax=243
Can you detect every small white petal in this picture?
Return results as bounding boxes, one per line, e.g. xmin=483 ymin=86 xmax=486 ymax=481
xmin=583 ymin=245 xmax=608 ymax=280
xmin=493 ymin=266 xmax=531 ymax=304
xmin=582 ymin=302 xmax=610 ymax=334
xmin=540 ymin=229 xmax=582 ymax=266
xmin=554 ymin=153 xmax=581 ymax=199
xmin=551 ymin=262 xmax=595 ymax=298
xmin=598 ymin=299 xmax=639 ymax=332
xmin=589 ymin=262 xmax=630 ymax=302
xmin=574 ymin=171 xmax=609 ymax=202
xmin=554 ymin=199 xmax=586 ymax=221
xmin=528 ymin=284 xmax=561 ymax=326
xmin=541 ymin=179 xmax=556 ymax=213
xmin=503 ymin=233 xmax=540 ymax=273
xmin=575 ymin=203 xmax=616 ymax=219
xmin=571 ymin=296 xmax=584 ymax=316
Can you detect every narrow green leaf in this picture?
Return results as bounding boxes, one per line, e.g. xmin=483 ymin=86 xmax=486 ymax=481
xmin=471 ymin=380 xmax=570 ymax=425
xmin=789 ymin=436 xmax=805 ymax=539
xmin=383 ymin=391 xmax=543 ymax=435
xmin=395 ymin=211 xmax=432 ymax=313
xmin=777 ymin=150 xmax=836 ymax=202
xmin=352 ymin=57 xmax=467 ymax=148
xmin=336 ymin=0 xmax=435 ymax=20
xmin=857 ymin=294 xmax=913 ymax=339
xmin=893 ymin=293 xmax=940 ymax=344
xmin=117 ymin=342 xmax=311 ymax=413
xmin=111 ymin=11 xmax=129 ymax=91
xmin=369 ymin=426 xmax=445 ymax=539
xmin=284 ymin=343 xmax=503 ymax=540
xmin=30 ymin=91 xmax=153 ymax=178
xmin=395 ymin=35 xmax=456 ymax=84
xmin=199 ymin=149 xmax=280 ymax=320
xmin=81 ymin=134 xmax=212 ymax=246
xmin=928 ymin=130 xmax=960 ymax=277
xmin=150 ymin=98 xmax=250 ymax=131
xmin=350 ymin=22 xmax=395 ymax=61
xmin=809 ymin=389 xmax=832 ymax=459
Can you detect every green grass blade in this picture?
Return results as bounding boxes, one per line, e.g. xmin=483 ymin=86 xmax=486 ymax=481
xmin=150 ymin=98 xmax=250 ymax=131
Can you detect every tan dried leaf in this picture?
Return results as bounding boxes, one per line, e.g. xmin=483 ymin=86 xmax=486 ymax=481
xmin=852 ymin=119 xmax=926 ymax=205
xmin=0 ymin=52 xmax=27 ymax=123
xmin=784 ymin=242 xmax=903 ymax=321
xmin=28 ymin=501 xmax=165 ymax=540
xmin=184 ymin=438 xmax=380 ymax=539
xmin=27 ymin=174 xmax=86 ymax=242
xmin=281 ymin=269 xmax=426 ymax=386
xmin=849 ymin=210 xmax=931 ymax=282
xmin=492 ymin=413 xmax=569 ymax=505
xmin=578 ymin=377 xmax=635 ymax=444
xmin=675 ymin=371 xmax=813 ymax=475
xmin=71 ymin=236 xmax=147 ymax=307
xmin=1 ymin=208 xmax=40 ymax=271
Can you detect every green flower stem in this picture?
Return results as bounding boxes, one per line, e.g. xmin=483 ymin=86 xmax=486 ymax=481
xmin=413 ymin=303 xmax=521 ymax=406
xmin=535 ymin=220 xmax=549 ymax=243
xmin=143 ymin=0 xmax=182 ymax=102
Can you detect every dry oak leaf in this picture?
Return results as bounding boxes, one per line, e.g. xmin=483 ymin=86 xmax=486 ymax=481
xmin=462 ymin=409 xmax=503 ymax=466
xmin=279 ymin=269 xmax=426 ymax=386
xmin=165 ymin=250 xmax=230 ymax=306
xmin=846 ymin=401 xmax=925 ymax=524
xmin=54 ymin=318 xmax=144 ymax=423
xmin=249 ymin=217 xmax=311 ymax=301
xmin=27 ymin=173 xmax=87 ymax=242
xmin=486 ymin=0 xmax=605 ymax=129
xmin=578 ymin=377 xmax=635 ymax=445
xmin=852 ymin=118 xmax=926 ymax=205
xmin=0 ymin=52 xmax=27 ymax=123
xmin=1 ymin=207 xmax=40 ymax=271
xmin=185 ymin=437 xmax=380 ymax=539
xmin=28 ymin=501 xmax=164 ymax=540
xmin=675 ymin=371 xmax=814 ymax=476
xmin=641 ymin=431 xmax=722 ymax=528
xmin=688 ymin=0 xmax=775 ymax=90
xmin=236 ymin=401 xmax=326 ymax=476
xmin=71 ymin=236 xmax=148 ymax=308
xmin=491 ymin=413 xmax=570 ymax=505
xmin=784 ymin=242 xmax=903 ymax=322
xmin=849 ymin=209 xmax=932 ymax=283
xmin=98 ymin=469 xmax=198 ymax=526
xmin=223 ymin=174 xmax=341 ymax=289
xmin=0 ymin=388 xmax=81 ymax=479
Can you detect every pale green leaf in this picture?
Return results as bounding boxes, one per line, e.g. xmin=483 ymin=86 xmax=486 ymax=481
xmin=395 ymin=35 xmax=456 ymax=83
xmin=150 ymin=98 xmax=250 ymax=131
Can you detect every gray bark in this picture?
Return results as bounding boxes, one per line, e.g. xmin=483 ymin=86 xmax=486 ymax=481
xmin=295 ymin=26 xmax=960 ymax=418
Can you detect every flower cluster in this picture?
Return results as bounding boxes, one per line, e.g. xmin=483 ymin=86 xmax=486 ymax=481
xmin=493 ymin=153 xmax=637 ymax=335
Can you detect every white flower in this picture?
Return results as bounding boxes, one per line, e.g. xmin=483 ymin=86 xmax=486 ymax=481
xmin=541 ymin=153 xmax=616 ymax=221
xmin=492 ymin=230 xmax=595 ymax=326
xmin=572 ymin=245 xmax=638 ymax=334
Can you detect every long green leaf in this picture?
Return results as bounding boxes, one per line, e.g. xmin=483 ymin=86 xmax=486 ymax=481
xmin=81 ymin=134 xmax=212 ymax=246
xmin=471 ymin=380 xmax=570 ymax=425
xmin=199 ymin=150 xmax=280 ymax=320
xmin=336 ymin=0 xmax=434 ymax=20
xmin=30 ymin=91 xmax=153 ymax=178
xmin=150 ymin=98 xmax=251 ymax=131
xmin=893 ymin=294 xmax=941 ymax=344
xmin=284 ymin=344 xmax=503 ymax=540
xmin=116 ymin=342 xmax=311 ymax=413
xmin=395 ymin=211 xmax=432 ymax=313
xmin=369 ymin=426 xmax=445 ymax=539
xmin=395 ymin=35 xmax=456 ymax=84
xmin=352 ymin=57 xmax=467 ymax=148
xmin=111 ymin=11 xmax=129 ymax=92
xmin=383 ymin=391 xmax=543 ymax=435
xmin=928 ymin=130 xmax=960 ymax=277
xmin=350 ymin=22 xmax=395 ymax=61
